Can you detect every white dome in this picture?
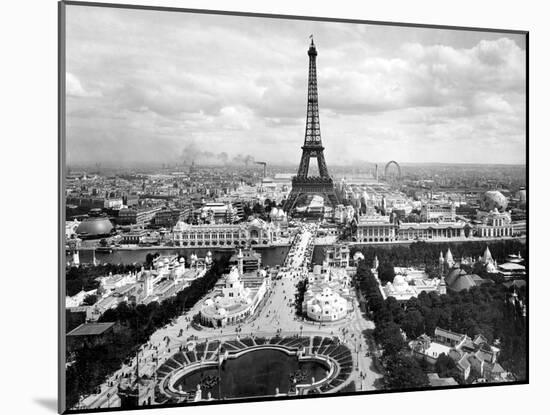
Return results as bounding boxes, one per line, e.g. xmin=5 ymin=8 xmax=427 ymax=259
xmin=249 ymin=218 xmax=263 ymax=227
xmin=227 ymin=267 xmax=240 ymax=283
xmin=393 ymin=275 xmax=407 ymax=287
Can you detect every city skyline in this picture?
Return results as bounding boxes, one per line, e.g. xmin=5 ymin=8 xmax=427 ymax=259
xmin=61 ymin=5 xmax=527 ymax=412
xmin=66 ymin=6 xmax=526 ymax=167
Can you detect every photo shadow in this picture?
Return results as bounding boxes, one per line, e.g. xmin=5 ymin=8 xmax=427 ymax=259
xmin=34 ymin=398 xmax=57 ymax=413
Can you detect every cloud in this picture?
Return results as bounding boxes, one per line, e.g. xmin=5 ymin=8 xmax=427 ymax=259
xmin=66 ymin=72 xmax=92 ymax=97
xmin=315 ymin=38 xmax=525 ymax=116
xmin=64 ymin=6 xmax=526 ymax=166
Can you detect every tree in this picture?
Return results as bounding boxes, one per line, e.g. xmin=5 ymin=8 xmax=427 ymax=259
xmin=145 ymin=252 xmax=159 ymax=268
xmin=435 ymin=353 xmax=459 ymax=379
xmin=375 ymin=322 xmax=405 ymax=357
xmin=252 ymin=202 xmax=266 ymax=217
xmin=425 ymin=264 xmax=441 ymax=279
xmin=294 ymin=279 xmax=308 ymax=316
xmin=383 ymin=353 xmax=429 ymax=389
xmin=405 ymin=213 xmax=421 ymax=223
xmin=65 ymin=254 xmax=232 ymax=408
xmin=401 ymin=309 xmax=425 ymax=338
xmin=145 ymin=253 xmax=154 ymax=267
xmin=242 ymin=204 xmax=253 ymax=218
xmin=378 ymin=262 xmax=396 ymax=285
xmin=82 ymin=294 xmax=98 ymax=306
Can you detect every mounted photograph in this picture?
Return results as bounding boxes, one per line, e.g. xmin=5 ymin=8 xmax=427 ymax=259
xmin=59 ymin=1 xmax=528 ymax=413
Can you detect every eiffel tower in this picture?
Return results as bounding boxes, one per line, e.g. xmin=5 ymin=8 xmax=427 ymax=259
xmin=284 ymin=37 xmax=340 ymax=213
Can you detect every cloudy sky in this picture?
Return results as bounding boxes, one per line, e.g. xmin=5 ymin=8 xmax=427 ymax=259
xmin=65 ymin=5 xmax=526 ymax=167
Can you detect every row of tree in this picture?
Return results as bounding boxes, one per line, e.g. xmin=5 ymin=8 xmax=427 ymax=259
xmin=65 ymin=255 xmax=230 ymax=408
xmin=294 ymin=279 xmax=307 ymax=316
xmin=242 ymin=199 xmax=279 ymax=221
xmin=66 ymin=263 xmax=143 ymax=297
xmin=352 ymin=239 xmax=527 ymax=271
xmin=355 ymin=257 xmax=527 ymax=389
xmin=355 ymin=260 xmax=428 ymax=389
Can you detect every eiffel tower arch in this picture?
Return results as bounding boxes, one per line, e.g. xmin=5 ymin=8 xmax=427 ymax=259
xmin=283 ymin=37 xmax=340 ymax=214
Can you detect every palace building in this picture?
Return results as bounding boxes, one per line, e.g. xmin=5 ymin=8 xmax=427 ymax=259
xmin=323 ymin=244 xmax=351 ymax=269
xmin=199 ymin=202 xmax=239 ymax=224
xmin=355 ymin=214 xmax=396 ymax=242
xmin=373 ymin=261 xmax=447 ymax=302
xmin=355 ymin=213 xmax=469 ymax=243
xmin=420 ymin=202 xmax=456 ymax=222
xmin=396 ymin=221 xmax=469 ymax=241
xmin=439 ymin=248 xmax=492 ymax=292
xmin=199 ymin=250 xmax=269 ymax=327
xmin=302 ymin=263 xmax=353 ymax=322
xmin=229 ymin=248 xmax=261 ymax=273
xmin=172 ymin=217 xmax=282 ymax=247
xmin=475 ymin=209 xmax=514 ymax=237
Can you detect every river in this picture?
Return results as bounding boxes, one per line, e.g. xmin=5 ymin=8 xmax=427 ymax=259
xmin=76 ymin=246 xmax=296 ymax=268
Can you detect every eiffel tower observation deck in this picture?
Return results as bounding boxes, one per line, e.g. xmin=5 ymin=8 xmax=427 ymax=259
xmin=283 ymin=37 xmax=340 ymax=214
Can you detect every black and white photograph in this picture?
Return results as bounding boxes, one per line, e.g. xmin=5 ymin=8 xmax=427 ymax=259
xmin=58 ymin=1 xmax=527 ymax=413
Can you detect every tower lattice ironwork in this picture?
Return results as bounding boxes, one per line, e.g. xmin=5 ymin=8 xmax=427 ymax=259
xmin=284 ymin=37 xmax=340 ymax=213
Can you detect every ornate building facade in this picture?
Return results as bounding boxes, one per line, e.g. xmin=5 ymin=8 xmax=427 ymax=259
xmin=323 ymin=244 xmax=351 ymax=268
xmin=172 ymin=218 xmax=282 ymax=247
xmin=355 ymin=214 xmax=396 ymax=242
xmin=397 ymin=221 xmax=468 ymax=241
xmin=199 ymin=251 xmax=268 ymax=327
xmin=303 ymin=265 xmax=352 ymax=322
xmin=356 ymin=217 xmax=470 ymax=243
xmin=475 ymin=209 xmax=514 ymax=237
xmin=420 ymin=202 xmax=456 ymax=222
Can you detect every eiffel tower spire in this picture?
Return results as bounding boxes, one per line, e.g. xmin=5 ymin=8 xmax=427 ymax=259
xmin=297 ymin=36 xmax=329 ymax=177
xmin=283 ymin=37 xmax=340 ymax=214
xmin=304 ymin=37 xmax=321 ymax=146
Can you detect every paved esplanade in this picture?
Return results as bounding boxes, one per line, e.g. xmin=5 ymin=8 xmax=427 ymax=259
xmin=79 ymin=224 xmax=381 ymax=409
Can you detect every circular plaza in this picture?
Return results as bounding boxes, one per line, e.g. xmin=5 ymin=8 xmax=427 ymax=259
xmin=154 ymin=334 xmax=354 ymax=403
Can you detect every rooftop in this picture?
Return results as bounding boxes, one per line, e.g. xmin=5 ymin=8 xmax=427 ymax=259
xmin=67 ymin=322 xmax=115 ymax=337
xmin=427 ymin=373 xmax=459 ymax=387
xmin=399 ymin=222 xmax=466 ymax=229
xmin=498 ymin=262 xmax=526 ymax=271
xmin=434 ymin=327 xmax=465 ymax=342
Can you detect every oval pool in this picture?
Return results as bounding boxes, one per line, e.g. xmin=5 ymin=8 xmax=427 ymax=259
xmin=173 ymin=349 xmax=329 ymax=398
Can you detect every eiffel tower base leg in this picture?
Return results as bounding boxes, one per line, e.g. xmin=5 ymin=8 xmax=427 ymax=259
xmin=283 ymin=186 xmax=340 ymax=214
